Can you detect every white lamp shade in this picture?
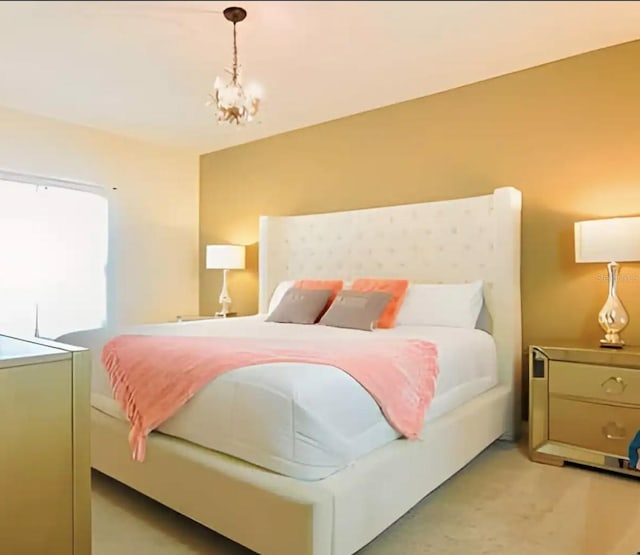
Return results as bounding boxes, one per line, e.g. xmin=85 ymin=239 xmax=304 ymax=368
xmin=205 ymin=244 xmax=245 ymax=270
xmin=575 ymin=217 xmax=640 ymax=263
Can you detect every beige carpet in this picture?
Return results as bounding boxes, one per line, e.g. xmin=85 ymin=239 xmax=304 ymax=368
xmin=92 ymin=441 xmax=640 ymax=555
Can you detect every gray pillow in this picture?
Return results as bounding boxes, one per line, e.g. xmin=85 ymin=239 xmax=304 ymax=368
xmin=266 ymin=287 xmax=333 ymax=325
xmin=319 ymin=290 xmax=392 ymax=331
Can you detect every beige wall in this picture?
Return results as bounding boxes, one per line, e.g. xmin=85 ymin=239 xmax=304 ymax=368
xmin=0 ymin=107 xmax=199 ymax=327
xmin=200 ymin=40 xmax=640 ymax=357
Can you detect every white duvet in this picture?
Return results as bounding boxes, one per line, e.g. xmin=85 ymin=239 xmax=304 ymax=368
xmin=62 ymin=316 xmax=497 ymax=481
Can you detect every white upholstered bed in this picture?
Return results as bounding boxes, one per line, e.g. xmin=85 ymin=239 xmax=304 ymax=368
xmin=67 ymin=187 xmax=522 ymax=555
xmin=91 ymin=319 xmax=498 ymax=481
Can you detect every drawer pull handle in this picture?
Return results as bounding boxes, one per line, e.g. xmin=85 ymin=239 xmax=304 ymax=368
xmin=601 ymin=376 xmax=627 ymax=395
xmin=602 ymin=422 xmax=626 ymax=441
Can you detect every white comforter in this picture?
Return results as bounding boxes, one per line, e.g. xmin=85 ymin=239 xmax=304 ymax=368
xmin=61 ymin=316 xmax=497 ymax=480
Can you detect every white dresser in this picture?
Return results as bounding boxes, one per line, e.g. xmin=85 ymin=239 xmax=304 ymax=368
xmin=0 ymin=334 xmax=91 ymax=555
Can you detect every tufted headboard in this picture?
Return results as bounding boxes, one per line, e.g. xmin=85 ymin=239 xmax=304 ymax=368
xmin=258 ymin=187 xmax=522 ymax=438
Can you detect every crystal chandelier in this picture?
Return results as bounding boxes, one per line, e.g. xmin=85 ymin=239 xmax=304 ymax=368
xmin=209 ymin=7 xmax=260 ymax=125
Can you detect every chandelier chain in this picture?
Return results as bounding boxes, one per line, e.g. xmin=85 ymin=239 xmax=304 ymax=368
xmin=232 ymin=22 xmax=239 ymax=85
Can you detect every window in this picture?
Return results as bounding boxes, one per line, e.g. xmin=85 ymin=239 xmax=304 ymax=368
xmin=0 ymin=175 xmax=108 ymax=339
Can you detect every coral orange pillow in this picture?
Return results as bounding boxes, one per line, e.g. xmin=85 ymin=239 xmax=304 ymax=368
xmin=294 ymin=280 xmax=344 ymax=316
xmin=351 ymin=278 xmax=409 ymax=328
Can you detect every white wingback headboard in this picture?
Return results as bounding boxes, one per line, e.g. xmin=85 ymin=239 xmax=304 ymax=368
xmin=258 ymin=187 xmax=522 ymax=438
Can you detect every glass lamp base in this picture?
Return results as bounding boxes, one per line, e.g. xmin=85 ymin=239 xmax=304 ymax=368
xmin=599 ymin=338 xmax=624 ymax=349
xmin=597 ymin=261 xmax=629 ymax=350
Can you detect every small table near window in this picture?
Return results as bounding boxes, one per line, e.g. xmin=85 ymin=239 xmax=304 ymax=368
xmin=0 ymin=334 xmax=91 ymax=554
xmin=175 ymin=314 xmax=237 ymax=322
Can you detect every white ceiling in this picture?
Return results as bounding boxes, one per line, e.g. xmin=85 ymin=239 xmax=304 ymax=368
xmin=1 ymin=1 xmax=640 ymax=154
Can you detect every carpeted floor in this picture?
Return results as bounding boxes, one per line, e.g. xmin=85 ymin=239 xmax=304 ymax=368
xmin=92 ymin=440 xmax=640 ymax=554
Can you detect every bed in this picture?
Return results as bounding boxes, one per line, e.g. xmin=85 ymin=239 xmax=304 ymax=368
xmin=63 ymin=186 xmax=522 ymax=555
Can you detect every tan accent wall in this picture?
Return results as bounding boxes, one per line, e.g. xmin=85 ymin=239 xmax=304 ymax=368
xmin=200 ymin=40 xmax=640 ymax=369
xmin=0 ymin=107 xmax=199 ymax=327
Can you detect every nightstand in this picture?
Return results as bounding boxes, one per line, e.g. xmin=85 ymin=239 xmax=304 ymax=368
xmin=529 ymin=344 xmax=640 ymax=477
xmin=175 ymin=313 xmax=237 ymax=322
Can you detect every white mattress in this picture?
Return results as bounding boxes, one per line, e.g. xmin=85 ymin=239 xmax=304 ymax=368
xmin=64 ymin=316 xmax=497 ymax=481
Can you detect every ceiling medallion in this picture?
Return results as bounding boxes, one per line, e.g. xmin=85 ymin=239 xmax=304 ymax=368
xmin=208 ymin=6 xmax=261 ymax=126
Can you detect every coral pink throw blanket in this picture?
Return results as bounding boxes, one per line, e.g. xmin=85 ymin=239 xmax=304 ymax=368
xmin=101 ymin=335 xmax=439 ymax=462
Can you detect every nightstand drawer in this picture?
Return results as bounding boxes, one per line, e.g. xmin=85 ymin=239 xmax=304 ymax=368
xmin=549 ymin=361 xmax=640 ymax=405
xmin=549 ymin=397 xmax=640 ymax=457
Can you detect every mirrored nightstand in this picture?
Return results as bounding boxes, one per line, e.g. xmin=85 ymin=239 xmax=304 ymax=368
xmin=529 ymin=343 xmax=640 ymax=478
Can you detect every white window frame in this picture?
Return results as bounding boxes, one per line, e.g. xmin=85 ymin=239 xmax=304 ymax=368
xmin=0 ymin=169 xmax=108 ymax=197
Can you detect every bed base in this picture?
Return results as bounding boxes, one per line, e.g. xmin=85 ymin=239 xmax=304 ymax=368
xmin=92 ymin=384 xmax=510 ymax=555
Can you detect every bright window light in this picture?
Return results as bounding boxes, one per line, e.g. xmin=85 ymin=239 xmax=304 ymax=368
xmin=0 ymin=178 xmax=108 ymax=339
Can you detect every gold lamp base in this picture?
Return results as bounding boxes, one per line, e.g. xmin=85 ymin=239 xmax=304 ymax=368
xmin=599 ymin=337 xmax=624 ymax=349
xmin=598 ymin=262 xmax=629 ymax=349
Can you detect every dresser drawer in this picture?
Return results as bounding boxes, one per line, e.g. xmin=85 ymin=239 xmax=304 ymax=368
xmin=549 ymin=397 xmax=640 ymax=457
xmin=549 ymin=361 xmax=640 ymax=405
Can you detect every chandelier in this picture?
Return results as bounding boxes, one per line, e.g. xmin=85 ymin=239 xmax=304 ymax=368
xmin=209 ymin=6 xmax=260 ymax=125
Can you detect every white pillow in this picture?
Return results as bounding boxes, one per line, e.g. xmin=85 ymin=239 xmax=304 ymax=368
xmin=267 ymin=280 xmax=295 ymax=314
xmin=396 ymin=280 xmax=484 ymax=329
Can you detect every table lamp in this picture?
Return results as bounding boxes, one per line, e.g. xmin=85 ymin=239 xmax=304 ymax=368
xmin=574 ymin=216 xmax=640 ymax=348
xmin=205 ymin=244 xmax=246 ymax=317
